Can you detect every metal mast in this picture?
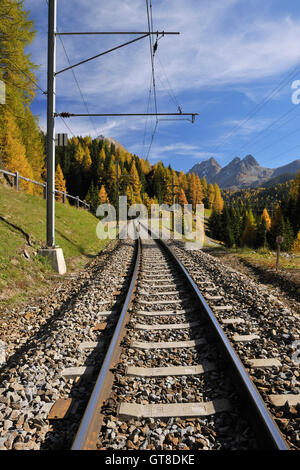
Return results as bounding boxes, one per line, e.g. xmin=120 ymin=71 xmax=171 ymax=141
xmin=46 ymin=0 xmax=57 ymax=247
xmin=44 ymin=0 xmax=197 ymax=265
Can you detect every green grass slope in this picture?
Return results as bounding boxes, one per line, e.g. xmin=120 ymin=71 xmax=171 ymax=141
xmin=0 ymin=184 xmax=110 ymax=310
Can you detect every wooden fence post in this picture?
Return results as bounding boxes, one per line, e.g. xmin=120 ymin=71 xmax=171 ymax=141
xmin=276 ymin=235 xmax=284 ymax=271
xmin=1 ymin=168 xmax=88 ymax=212
xmin=15 ymin=171 xmax=19 ymax=192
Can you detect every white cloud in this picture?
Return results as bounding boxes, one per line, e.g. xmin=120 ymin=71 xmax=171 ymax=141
xmin=24 ymin=0 xmax=300 ymax=168
xmin=135 ymin=141 xmax=221 ymax=162
xmin=25 ymin=0 xmax=300 ymax=105
xmin=219 ymin=117 xmax=274 ymax=135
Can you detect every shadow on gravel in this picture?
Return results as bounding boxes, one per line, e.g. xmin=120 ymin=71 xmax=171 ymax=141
xmin=238 ymin=258 xmax=300 ymax=304
xmin=0 ymin=242 xmax=123 ymax=378
xmin=38 ymin=240 xmax=136 ymax=450
xmin=0 ymin=240 xmax=136 ymax=448
xmin=39 ymin=318 xmax=118 ymax=450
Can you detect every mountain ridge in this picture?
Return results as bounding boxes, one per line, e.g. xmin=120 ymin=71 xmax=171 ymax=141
xmin=189 ymin=155 xmax=300 ymax=189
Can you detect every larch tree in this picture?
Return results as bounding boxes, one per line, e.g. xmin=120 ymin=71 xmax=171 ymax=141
xmin=139 ymin=158 xmax=151 ymax=176
xmin=292 ymin=230 xmax=300 ymax=253
xmin=261 ymin=208 xmax=271 ymax=231
xmin=143 ymin=192 xmax=151 ymax=214
xmin=187 ymin=173 xmax=197 ymax=211
xmin=178 ymin=171 xmax=188 ymax=193
xmin=178 ymin=187 xmax=188 ymax=207
xmin=0 ymin=110 xmax=34 ymax=193
xmin=20 ymin=107 xmax=45 ymax=188
xmin=172 ymin=170 xmax=180 ymax=204
xmin=213 ymin=183 xmax=224 ymax=212
xmin=195 ymin=176 xmax=204 ymax=205
xmin=126 ymin=184 xmax=134 ymax=206
xmin=240 ymin=210 xmax=257 ymax=247
xmin=289 ymin=170 xmax=300 ymax=201
xmin=73 ymin=144 xmax=85 ymax=166
xmin=99 ymin=185 xmax=109 ymax=204
xmin=202 ymin=176 xmax=208 ymax=206
xmin=0 ymin=0 xmax=37 ymax=115
xmin=82 ymin=146 xmax=92 ymax=171
xmin=0 ymin=0 xmax=46 ymax=184
xmin=130 ymin=161 xmax=142 ymax=201
xmin=55 ymin=163 xmax=67 ymax=201
xmin=207 ymin=183 xmax=215 ymax=209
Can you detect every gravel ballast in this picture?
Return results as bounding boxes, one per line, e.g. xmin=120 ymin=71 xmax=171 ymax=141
xmin=0 ymin=238 xmax=135 ymax=450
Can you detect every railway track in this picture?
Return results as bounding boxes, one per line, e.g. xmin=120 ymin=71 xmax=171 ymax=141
xmin=72 ymin=226 xmax=290 ymax=451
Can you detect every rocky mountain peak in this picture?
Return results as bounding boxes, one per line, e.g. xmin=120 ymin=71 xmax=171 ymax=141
xmin=188 ymin=155 xmax=300 ymax=189
xmin=243 ymin=154 xmax=259 ymax=166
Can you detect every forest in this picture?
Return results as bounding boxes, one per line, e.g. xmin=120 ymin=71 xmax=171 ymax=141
xmin=0 ymin=2 xmax=225 ymax=219
xmin=55 ymin=135 xmax=224 ymax=215
xmin=222 ymin=182 xmax=293 ymax=215
xmin=1 ymin=0 xmax=300 ymax=254
xmin=209 ymin=172 xmax=300 ymax=252
xmin=0 ymin=0 xmax=45 ymax=193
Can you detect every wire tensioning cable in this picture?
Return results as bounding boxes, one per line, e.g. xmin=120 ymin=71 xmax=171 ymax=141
xmin=144 ymin=0 xmax=159 ymax=160
xmin=253 ymin=125 xmax=300 ymax=156
xmin=142 ymin=74 xmax=153 ymax=159
xmin=146 ymin=119 xmax=158 ymax=160
xmin=59 ymin=115 xmax=76 ymax=137
xmin=229 ymin=101 xmax=300 ymax=161
xmin=156 ymin=53 xmax=180 ymax=109
xmin=269 ymin=141 xmax=300 ymax=164
xmin=56 ymin=31 xmax=100 ymax=138
xmin=211 ymin=62 xmax=300 ymax=155
xmin=5 ymin=58 xmax=47 ymax=95
xmin=44 ymin=0 xmax=99 ymax=138
xmin=146 ymin=0 xmax=158 ymax=119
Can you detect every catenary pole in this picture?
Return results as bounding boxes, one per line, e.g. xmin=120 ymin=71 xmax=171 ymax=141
xmin=46 ymin=0 xmax=56 ymax=247
xmin=45 ymin=0 xmax=196 ymax=249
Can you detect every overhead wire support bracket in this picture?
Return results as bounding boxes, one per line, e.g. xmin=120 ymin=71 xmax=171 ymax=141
xmin=55 ymin=112 xmax=199 ymax=120
xmin=56 ymin=31 xmax=180 ymax=36
xmin=55 ymin=32 xmax=179 ymax=75
xmin=45 ymin=0 xmax=197 ymax=252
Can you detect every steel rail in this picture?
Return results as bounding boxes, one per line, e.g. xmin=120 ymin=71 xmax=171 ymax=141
xmin=71 ymin=233 xmax=141 ymax=450
xmin=156 ymin=236 xmax=289 ymax=450
xmin=71 ymin=223 xmax=289 ymax=450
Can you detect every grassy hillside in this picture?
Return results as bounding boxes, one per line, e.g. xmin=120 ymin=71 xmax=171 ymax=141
xmin=0 ymin=184 xmax=110 ymax=310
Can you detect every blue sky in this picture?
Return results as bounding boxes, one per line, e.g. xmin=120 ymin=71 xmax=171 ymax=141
xmin=24 ymin=0 xmax=300 ymax=173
